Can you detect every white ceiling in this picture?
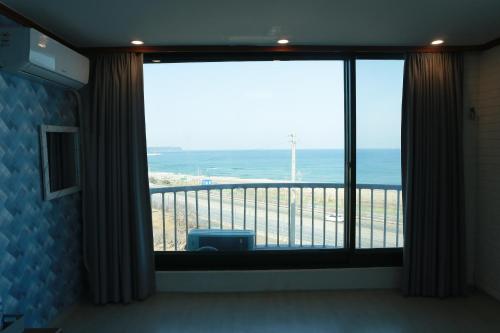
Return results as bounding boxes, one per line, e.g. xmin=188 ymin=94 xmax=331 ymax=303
xmin=2 ymin=0 xmax=500 ymax=48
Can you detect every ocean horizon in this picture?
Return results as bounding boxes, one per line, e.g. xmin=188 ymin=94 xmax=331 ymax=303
xmin=147 ymin=148 xmax=401 ymax=185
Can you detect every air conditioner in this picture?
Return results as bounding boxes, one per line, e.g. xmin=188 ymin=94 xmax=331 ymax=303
xmin=0 ymin=28 xmax=89 ymax=89
xmin=187 ymin=229 xmax=255 ymax=251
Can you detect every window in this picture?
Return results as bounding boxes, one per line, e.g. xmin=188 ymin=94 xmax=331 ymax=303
xmin=145 ymin=60 xmax=345 ymax=252
xmin=144 ymin=55 xmax=404 ymax=270
xmin=355 ymin=60 xmax=404 ymax=249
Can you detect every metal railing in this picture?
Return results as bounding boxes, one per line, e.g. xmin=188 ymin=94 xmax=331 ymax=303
xmin=150 ymin=182 xmax=403 ymax=251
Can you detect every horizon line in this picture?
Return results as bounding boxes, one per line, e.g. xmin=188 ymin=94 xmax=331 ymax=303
xmin=146 ymin=147 xmax=401 ymax=151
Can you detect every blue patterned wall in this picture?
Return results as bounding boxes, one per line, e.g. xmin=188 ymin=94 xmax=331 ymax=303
xmin=0 ymin=68 xmax=83 ymax=327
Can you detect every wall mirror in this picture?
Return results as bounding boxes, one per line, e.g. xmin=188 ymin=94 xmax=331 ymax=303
xmin=40 ymin=125 xmax=81 ymax=200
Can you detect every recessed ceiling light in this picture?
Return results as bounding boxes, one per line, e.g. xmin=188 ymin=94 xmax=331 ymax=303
xmin=277 ymin=39 xmax=289 ymax=45
xmin=431 ymin=39 xmax=444 ymax=45
xmin=131 ymin=40 xmax=144 ymax=45
xmin=152 ymin=60 xmax=161 ymax=63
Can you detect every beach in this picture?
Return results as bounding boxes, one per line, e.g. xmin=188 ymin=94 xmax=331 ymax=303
xmin=149 ymin=171 xmax=283 ymax=187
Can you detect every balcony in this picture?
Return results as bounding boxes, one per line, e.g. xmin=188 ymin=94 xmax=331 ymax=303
xmin=150 ymin=182 xmax=403 ymax=251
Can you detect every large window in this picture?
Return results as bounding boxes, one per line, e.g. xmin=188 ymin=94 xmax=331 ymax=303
xmin=144 ymin=56 xmax=404 ymax=269
xmin=145 ymin=60 xmax=345 ymax=252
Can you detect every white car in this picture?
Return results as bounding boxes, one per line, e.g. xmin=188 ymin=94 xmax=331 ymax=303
xmin=325 ymin=213 xmax=344 ymax=222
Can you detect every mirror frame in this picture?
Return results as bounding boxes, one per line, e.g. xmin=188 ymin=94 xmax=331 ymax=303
xmin=40 ymin=125 xmax=81 ymax=200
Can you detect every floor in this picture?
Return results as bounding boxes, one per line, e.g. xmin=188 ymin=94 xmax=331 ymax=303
xmin=56 ymin=290 xmax=500 ymax=333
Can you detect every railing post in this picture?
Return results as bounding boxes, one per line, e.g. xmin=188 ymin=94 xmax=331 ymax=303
xmin=396 ymin=189 xmax=401 ymax=247
xmin=300 ymin=187 xmax=303 ymax=247
xmin=161 ymin=193 xmax=166 ymax=251
xmin=370 ymin=189 xmax=374 ymax=248
xmin=323 ymin=188 xmax=326 ymax=247
xmin=173 ymin=191 xmax=177 ymax=251
xmin=195 ymin=190 xmax=199 ymax=228
xmin=335 ymin=187 xmax=338 ymax=248
xmin=184 ymin=191 xmax=188 ymax=247
xmin=290 ymin=187 xmax=296 ymax=247
xmin=312 ymin=187 xmax=315 ymax=247
xmin=288 ymin=187 xmax=291 ymax=247
xmin=254 ymin=188 xmax=258 ymax=247
xmin=207 ymin=189 xmax=211 ymax=229
xmin=265 ymin=187 xmax=268 ymax=247
xmin=243 ymin=188 xmax=247 ymax=229
xmin=358 ymin=188 xmax=362 ymax=248
xmin=231 ymin=188 xmax=234 ymax=230
xmin=220 ymin=189 xmax=223 ymax=229
xmin=383 ymin=189 xmax=387 ymax=247
xmin=277 ymin=187 xmax=280 ymax=246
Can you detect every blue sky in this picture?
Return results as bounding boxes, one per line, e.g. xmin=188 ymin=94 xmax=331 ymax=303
xmin=144 ymin=60 xmax=403 ymax=150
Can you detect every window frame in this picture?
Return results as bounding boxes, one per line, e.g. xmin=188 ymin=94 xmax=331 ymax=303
xmin=144 ymin=52 xmax=405 ymax=271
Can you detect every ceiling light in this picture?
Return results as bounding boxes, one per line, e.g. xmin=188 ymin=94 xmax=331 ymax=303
xmin=431 ymin=39 xmax=444 ymax=45
xmin=152 ymin=60 xmax=161 ymax=63
xmin=131 ymin=40 xmax=144 ymax=45
xmin=277 ymin=39 xmax=289 ymax=45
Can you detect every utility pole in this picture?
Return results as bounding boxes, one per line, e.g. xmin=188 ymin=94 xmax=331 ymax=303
xmin=289 ymin=133 xmax=297 ymax=246
xmin=290 ymin=133 xmax=297 ymax=182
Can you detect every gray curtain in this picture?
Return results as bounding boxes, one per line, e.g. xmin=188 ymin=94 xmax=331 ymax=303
xmin=401 ymin=53 xmax=465 ymax=297
xmin=80 ymin=53 xmax=156 ymax=304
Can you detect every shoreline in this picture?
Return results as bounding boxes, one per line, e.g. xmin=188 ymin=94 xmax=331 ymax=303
xmin=148 ymin=171 xmax=287 ymax=186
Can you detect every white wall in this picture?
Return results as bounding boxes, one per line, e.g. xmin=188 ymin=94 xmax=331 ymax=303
xmin=463 ymin=52 xmax=480 ymax=285
xmin=474 ymin=45 xmax=500 ymax=300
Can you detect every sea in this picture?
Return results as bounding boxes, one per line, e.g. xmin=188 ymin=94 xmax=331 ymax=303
xmin=147 ymin=148 xmax=401 ymax=185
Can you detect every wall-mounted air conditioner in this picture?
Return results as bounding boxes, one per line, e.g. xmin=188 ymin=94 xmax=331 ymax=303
xmin=0 ymin=28 xmax=89 ymax=89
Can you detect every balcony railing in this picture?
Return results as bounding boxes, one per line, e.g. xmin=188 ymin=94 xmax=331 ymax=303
xmin=150 ymin=182 xmax=403 ymax=251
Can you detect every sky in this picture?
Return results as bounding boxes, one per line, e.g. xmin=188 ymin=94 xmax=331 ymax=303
xmin=144 ymin=60 xmax=403 ymax=150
